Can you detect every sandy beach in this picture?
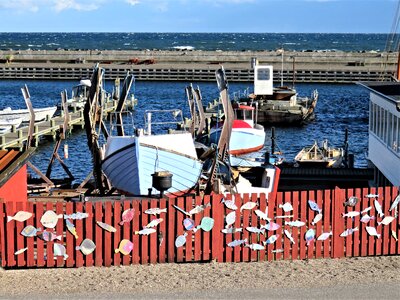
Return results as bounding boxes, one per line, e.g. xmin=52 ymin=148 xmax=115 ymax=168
xmin=1 ymin=255 xmax=399 ymax=299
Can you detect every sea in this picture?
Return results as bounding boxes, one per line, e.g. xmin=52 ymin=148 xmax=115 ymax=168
xmin=0 ymin=33 xmax=376 ymax=184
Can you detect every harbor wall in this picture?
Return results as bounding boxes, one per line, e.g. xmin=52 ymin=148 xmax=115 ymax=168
xmin=0 ymin=49 xmax=397 ymax=82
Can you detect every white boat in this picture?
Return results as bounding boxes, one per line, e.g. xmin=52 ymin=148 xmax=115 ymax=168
xmin=294 ymin=140 xmax=344 ymax=168
xmin=0 ymin=106 xmax=57 ymax=123
xmin=0 ymin=116 xmax=23 ymax=135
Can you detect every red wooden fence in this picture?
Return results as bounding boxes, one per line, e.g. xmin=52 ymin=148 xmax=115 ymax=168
xmin=0 ymin=186 xmax=399 ymax=268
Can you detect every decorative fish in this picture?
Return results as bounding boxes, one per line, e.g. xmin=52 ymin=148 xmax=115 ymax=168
xmin=65 ymin=219 xmax=78 ymax=239
xmin=246 ymin=226 xmax=265 ymax=234
xmin=221 ymin=227 xmax=243 ymax=234
xmin=308 ymin=200 xmax=322 ymax=214
xmin=264 ymin=234 xmax=279 ymax=245
xmin=278 ymin=202 xmax=293 ymax=212
xmin=389 ymin=193 xmax=400 ymax=212
xmin=41 ymin=211 xmax=63 ymax=229
xmin=392 ymin=230 xmax=398 ymax=241
xmin=189 ymin=203 xmax=211 ymax=215
xmin=342 ymin=211 xmax=360 ymax=218
xmin=115 ymin=239 xmax=133 ymax=255
xmin=39 ymin=230 xmax=62 ymax=242
xmin=183 ymin=218 xmax=195 ymax=231
xmin=227 ymin=238 xmax=247 ymax=247
xmin=63 ymin=212 xmax=89 ymax=220
xmin=365 ymin=226 xmax=381 ymax=238
xmin=275 ymin=215 xmax=294 ymax=219
xmin=374 ymin=200 xmax=384 ymax=218
xmin=119 ymin=208 xmax=135 ymax=226
xmin=158 ymin=231 xmax=164 ymax=246
xmin=344 ymin=196 xmax=359 ymax=207
xmin=361 ymin=206 xmax=372 ymax=214
xmin=7 ymin=211 xmax=33 ymax=223
xmin=311 ymin=213 xmax=323 ymax=225
xmin=240 ymin=201 xmax=258 ymax=212
xmin=97 ymin=221 xmax=117 ymax=232
xmin=21 ymin=225 xmax=41 ymax=237
xmin=76 ymin=238 xmax=96 ymax=255
xmin=175 ymin=233 xmax=188 ymax=248
xmin=305 ymin=229 xmax=315 ymax=246
xmin=271 ymin=249 xmax=284 ymax=253
xmin=134 ymin=228 xmax=157 ymax=235
xmin=360 ymin=214 xmax=375 ymax=224
xmin=144 ymin=207 xmax=167 ymax=216
xmin=284 ymin=229 xmax=295 ymax=244
xmin=245 ymin=243 xmax=265 ymax=251
xmin=225 ymin=211 xmax=236 ymax=228
xmin=317 ymin=231 xmax=332 ymax=241
xmin=14 ymin=247 xmax=28 ymax=255
xmin=221 ymin=198 xmax=238 ymax=210
xmin=365 ymin=194 xmax=379 ymax=199
xmin=196 ymin=217 xmax=214 ymax=232
xmin=53 ymin=243 xmax=68 ymax=260
xmin=254 ymin=209 xmax=271 ymax=221
xmin=285 ymin=220 xmax=306 ymax=227
xmin=378 ymin=216 xmax=395 ymax=226
xmin=261 ymin=222 xmax=280 ymax=231
xmin=340 ymin=227 xmax=359 ymax=237
xmin=145 ymin=218 xmax=163 ymax=228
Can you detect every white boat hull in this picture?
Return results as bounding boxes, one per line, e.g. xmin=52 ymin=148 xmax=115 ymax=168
xmin=0 ymin=106 xmax=57 ymax=122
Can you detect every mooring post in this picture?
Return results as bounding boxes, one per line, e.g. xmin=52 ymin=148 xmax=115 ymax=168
xmin=271 ymin=127 xmax=276 ymax=154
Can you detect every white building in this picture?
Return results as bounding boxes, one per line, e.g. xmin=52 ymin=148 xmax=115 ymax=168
xmin=358 ymin=82 xmax=400 ymax=186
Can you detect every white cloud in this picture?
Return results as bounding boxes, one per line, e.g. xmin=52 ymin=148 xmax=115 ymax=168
xmin=125 ymin=0 xmax=140 ymax=5
xmin=0 ymin=0 xmax=40 ymax=12
xmin=52 ymin=0 xmax=101 ymax=12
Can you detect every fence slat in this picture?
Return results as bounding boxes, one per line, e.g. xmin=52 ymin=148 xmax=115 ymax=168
xmin=94 ymin=201 xmax=103 ymax=266
xmin=6 ymin=202 xmax=16 ymax=267
xmin=112 ymin=201 xmax=121 ymax=266
xmin=314 ymin=190 xmax=323 ymax=259
xmin=274 ymin=192 xmax=284 ymax=261
xmin=103 ymin=201 xmax=113 ymax=267
xmin=299 ymin=191 xmax=307 ymax=260
xmin=258 ymin=193 xmax=267 ymax=262
xmin=202 ymin=195 xmax=212 ymax=262
xmin=224 ymin=194 xmax=233 ymax=263
xmin=158 ymin=198 xmax=167 ymax=263
xmin=291 ymin=191 xmax=299 ymax=260
xmin=194 ymin=196 xmax=202 ymax=262
xmin=240 ymin=194 xmax=250 ymax=262
xmin=391 ymin=187 xmax=400 ymax=255
xmin=184 ymin=196 xmax=193 ymax=263
xmin=140 ymin=200 xmax=149 ymax=264
xmin=55 ymin=201 xmax=65 ymax=267
xmin=175 ymin=197 xmax=184 ymax=262
xmin=0 ymin=201 xmax=6 ymax=268
xmin=211 ymin=194 xmax=224 ymax=262
xmin=16 ymin=201 xmax=26 ymax=267
xmin=85 ymin=202 xmax=94 ymax=267
xmin=131 ymin=200 xmax=140 ymax=265
xmin=323 ymin=189 xmax=332 ymax=258
xmin=332 ymin=187 xmax=344 ymax=258
xmin=167 ymin=198 xmax=175 ymax=263
xmin=45 ymin=202 xmax=55 ymax=268
xmin=149 ymin=199 xmax=159 ymax=264
xmin=35 ymin=202 xmax=45 ymax=267
xmin=233 ymin=194 xmax=243 ymax=263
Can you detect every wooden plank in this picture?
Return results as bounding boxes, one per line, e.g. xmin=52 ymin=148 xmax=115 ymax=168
xmin=344 ymin=188 xmax=354 ymax=258
xmin=193 ymin=196 xmax=202 ymax=262
xmin=266 ymin=192 xmax=276 ymax=261
xmin=103 ymin=201 xmax=113 ymax=267
xmin=314 ymin=190 xmax=323 ymax=259
xmin=75 ymin=202 xmax=85 ymax=267
xmin=55 ymin=201 xmax=65 ymax=267
xmin=352 ymin=188 xmax=362 ymax=257
xmin=140 ymin=200 xmax=149 ymax=264
xmin=332 ymin=187 xmax=345 ymax=258
xmin=65 ymin=202 xmax=74 ymax=267
xmin=158 ymin=198 xmax=167 ymax=263
xmin=274 ymin=192 xmax=284 ymax=261
xmin=0 ymin=201 xmax=6 ymax=268
xmin=359 ymin=187 xmax=369 ymax=257
xmin=390 ymin=187 xmax=399 ymax=255
xmin=94 ymin=201 xmax=103 ymax=266
xmin=5 ymin=202 xmax=16 ymax=267
xmin=202 ymin=195 xmax=212 ymax=262
xmin=224 ymin=194 xmax=233 ymax=263
xmin=258 ymin=193 xmax=267 ymax=262
xmin=149 ymin=199 xmax=159 ymax=264
xmin=35 ymin=202 xmax=45 ymax=267
xmin=175 ymin=197 xmax=185 ymax=263
xmin=167 ymin=197 xmax=175 ymax=263
xmin=84 ymin=202 xmax=94 ymax=267
xmin=240 ymin=194 xmax=249 ymax=262
xmin=25 ymin=201 xmax=35 ymax=267
xmin=112 ymin=201 xmax=121 ymax=266
xmin=16 ymin=201 xmax=26 ymax=267
xmin=45 ymin=202 xmax=55 ymax=267
xmin=233 ymin=194 xmax=243 ymax=263
xmin=291 ymin=191 xmax=299 ymax=260
xmin=323 ymin=189 xmax=332 ymax=259
xmin=211 ymin=194 xmax=224 ymax=263
xmin=184 ymin=196 xmax=193 ymax=263
xmin=381 ymin=186 xmax=390 ymax=256
xmin=250 ymin=193 xmax=260 ymax=262
xmin=373 ymin=187 xmax=382 ymax=256
xmin=299 ymin=191 xmax=307 ymax=260
xmin=131 ymin=200 xmax=140 ymax=265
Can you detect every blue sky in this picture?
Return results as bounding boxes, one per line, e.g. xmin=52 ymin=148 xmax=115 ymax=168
xmin=0 ymin=0 xmax=397 ymax=33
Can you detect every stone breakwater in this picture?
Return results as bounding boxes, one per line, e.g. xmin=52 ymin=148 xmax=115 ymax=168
xmin=0 ymin=49 xmax=397 ymax=82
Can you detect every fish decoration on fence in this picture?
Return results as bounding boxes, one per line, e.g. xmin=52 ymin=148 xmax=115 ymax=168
xmin=340 ymin=227 xmax=359 ymax=237
xmin=14 ymin=247 xmax=28 ymax=255
xmin=240 ymin=201 xmax=258 ymax=212
xmin=134 ymin=228 xmax=157 ymax=235
xmin=115 ymin=239 xmax=133 ymax=255
xmin=172 ymin=204 xmax=191 ymax=216
xmin=145 ymin=218 xmax=164 ymax=228
xmin=343 ymin=196 xmax=359 ymax=207
xmin=271 ymin=249 xmax=284 ymax=253
xmin=254 ymin=208 xmax=271 ymax=221
xmin=308 ymin=200 xmax=322 ymax=214
xmin=196 ymin=217 xmax=214 ymax=232
xmin=21 ymin=225 xmax=41 ymax=237
xmin=183 ymin=218 xmax=195 ymax=231
xmin=7 ymin=211 xmax=33 ymax=223
xmin=264 ymin=234 xmax=279 ymax=245
xmin=39 ymin=230 xmax=62 ymax=242
xmin=63 ymin=212 xmax=89 ymax=220
xmin=311 ymin=213 xmax=323 ymax=225
xmin=365 ymin=194 xmax=379 ymax=199
xmin=97 ymin=221 xmax=117 ymax=232
xmin=342 ymin=211 xmax=360 ymax=218
xmin=246 ymin=226 xmax=265 ymax=234
xmin=54 ymin=243 xmax=68 ymax=260
xmin=221 ymin=198 xmax=238 ymax=210
xmin=221 ymin=227 xmax=243 ymax=234
xmin=392 ymin=230 xmax=398 ymax=241
xmin=361 ymin=206 xmax=372 ymax=214
xmin=119 ymin=208 xmax=135 ymax=226
xmin=365 ymin=226 xmax=381 ymax=238
xmin=317 ymin=231 xmax=332 ymax=241
xmin=360 ymin=214 xmax=375 ymax=224
xmin=225 ymin=211 xmax=236 ymax=228
xmin=275 ymin=215 xmax=294 ymax=219
xmin=245 ymin=243 xmax=265 ymax=251
xmin=261 ymin=222 xmax=280 ymax=231
xmin=278 ymin=202 xmax=293 ymax=213
xmin=76 ymin=238 xmax=96 ymax=255
xmin=189 ymin=203 xmax=211 ymax=215
xmin=227 ymin=238 xmax=247 ymax=247
xmin=389 ymin=193 xmax=400 ymax=212
xmin=378 ymin=216 xmax=395 ymax=226
xmin=305 ymin=229 xmax=315 ymax=246
xmin=284 ymin=229 xmax=295 ymax=244
xmin=374 ymin=200 xmax=384 ymax=218
xmin=284 ymin=220 xmax=306 ymax=227
xmin=144 ymin=207 xmax=167 ymax=216
xmin=65 ymin=219 xmax=78 ymax=239
xmin=175 ymin=232 xmax=188 ymax=248
xmin=41 ymin=211 xmax=63 ymax=228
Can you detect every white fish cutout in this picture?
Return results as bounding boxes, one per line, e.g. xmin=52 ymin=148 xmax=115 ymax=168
xmin=41 ymin=211 xmax=63 ymax=229
xmin=285 ymin=220 xmax=306 ymax=227
xmin=65 ymin=219 xmax=78 ymax=239
xmin=275 ymin=215 xmax=294 ymax=219
xmin=227 ymin=238 xmax=247 ymax=247
xmin=366 ymin=226 xmax=381 ymax=238
xmin=254 ymin=209 xmax=271 ymax=221
xmin=271 ymin=249 xmax=284 ymax=253
xmin=240 ymin=201 xmax=258 ymax=212
xmin=189 ymin=203 xmax=211 ymax=215
xmin=196 ymin=217 xmax=214 ymax=232
xmin=278 ymin=202 xmax=293 ymax=213
xmin=392 ymin=230 xmax=398 ymax=241
xmin=14 ymin=247 xmax=28 ymax=255
xmin=340 ymin=227 xmax=359 ymax=237
xmin=63 ymin=212 xmax=89 ymax=220
xmin=221 ymin=227 xmax=243 ymax=234
xmin=53 ymin=243 xmax=68 ymax=260
xmin=264 ymin=234 xmax=279 ymax=245
xmin=389 ymin=193 xmax=400 ymax=211
xmin=134 ymin=228 xmax=156 ymax=235
xmin=144 ymin=207 xmax=167 ymax=215
xmin=284 ymin=229 xmax=295 ymax=244
xmin=76 ymin=239 xmax=96 ymax=255
xmin=360 ymin=214 xmax=375 ymax=224
xmin=7 ymin=211 xmax=33 ymax=223
xmin=308 ymin=200 xmax=322 ymax=214
xmin=97 ymin=221 xmax=117 ymax=233
xmin=145 ymin=218 xmax=163 ymax=228
xmin=245 ymin=243 xmax=265 ymax=251
xmin=261 ymin=222 xmax=280 ymax=231
xmin=175 ymin=233 xmax=188 ymax=248
xmin=21 ymin=225 xmax=41 ymax=237
xmin=361 ymin=206 xmax=372 ymax=214
xmin=246 ymin=226 xmax=265 ymax=234
xmin=225 ymin=211 xmax=236 ymax=228
xmin=317 ymin=231 xmax=332 ymax=241
xmin=374 ymin=200 xmax=384 ymax=218
xmin=344 ymin=196 xmax=359 ymax=207
xmin=342 ymin=211 xmax=360 ymax=218
xmin=305 ymin=229 xmax=315 ymax=246
xmin=172 ymin=205 xmax=191 ymax=216
xmin=365 ymin=194 xmax=379 ymax=198
xmin=378 ymin=216 xmax=395 ymax=226
xmin=221 ymin=198 xmax=238 ymax=210
xmin=312 ymin=213 xmax=323 ymax=225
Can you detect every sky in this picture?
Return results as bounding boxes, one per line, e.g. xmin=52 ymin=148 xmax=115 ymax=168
xmin=0 ymin=0 xmax=398 ymax=33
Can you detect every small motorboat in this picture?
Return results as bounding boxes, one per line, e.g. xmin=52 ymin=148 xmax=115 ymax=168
xmin=294 ymin=140 xmax=344 ymax=168
xmin=0 ymin=106 xmax=57 ymax=123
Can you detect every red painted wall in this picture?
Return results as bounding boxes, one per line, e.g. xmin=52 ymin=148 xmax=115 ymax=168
xmin=0 ymin=165 xmax=27 ymax=203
